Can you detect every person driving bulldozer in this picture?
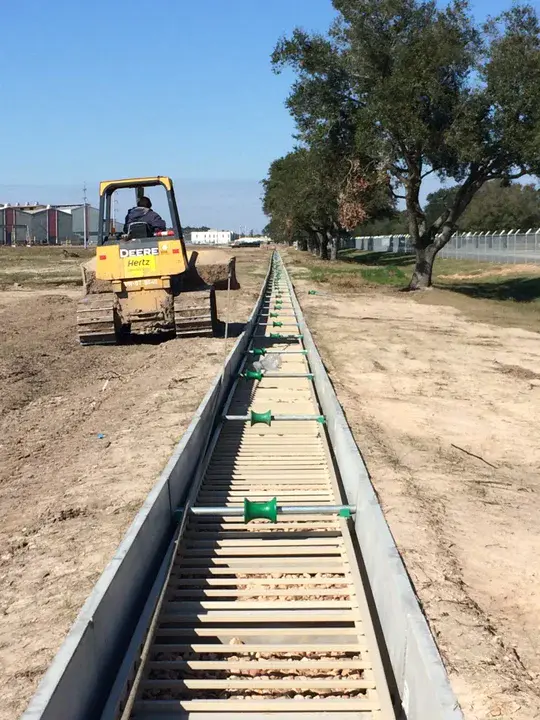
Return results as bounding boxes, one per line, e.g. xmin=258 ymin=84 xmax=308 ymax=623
xmin=124 ymin=196 xmax=166 ymax=236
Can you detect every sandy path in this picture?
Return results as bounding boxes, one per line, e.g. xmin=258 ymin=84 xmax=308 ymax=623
xmin=294 ymin=280 xmax=540 ymax=720
xmin=0 ymin=250 xmax=269 ymax=719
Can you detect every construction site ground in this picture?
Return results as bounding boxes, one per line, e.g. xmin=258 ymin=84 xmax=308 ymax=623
xmin=0 ymin=246 xmax=270 ymax=720
xmin=285 ymin=248 xmax=540 ymax=720
xmin=0 ymin=245 xmax=539 ymax=720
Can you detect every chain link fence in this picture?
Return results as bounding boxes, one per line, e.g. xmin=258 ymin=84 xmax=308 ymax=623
xmin=351 ymin=229 xmax=540 ymax=264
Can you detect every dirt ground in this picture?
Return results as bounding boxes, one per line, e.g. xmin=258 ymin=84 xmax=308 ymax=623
xmin=0 ymin=248 xmax=270 ymax=720
xmin=291 ymin=272 xmax=540 ymax=720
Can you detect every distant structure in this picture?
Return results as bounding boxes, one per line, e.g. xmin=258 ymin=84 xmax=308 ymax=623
xmin=190 ymin=229 xmax=232 ymax=245
xmin=0 ymin=203 xmax=99 ymax=245
xmin=232 ymin=236 xmax=272 ymax=247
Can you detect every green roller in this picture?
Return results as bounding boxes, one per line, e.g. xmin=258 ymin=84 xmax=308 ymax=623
xmin=274 ymin=304 xmax=283 ymax=310
xmin=272 ymin=321 xmax=283 ymax=327
xmin=251 ymin=347 xmax=267 ymax=356
xmin=244 ymin=497 xmax=278 ymax=523
xmin=250 ymin=410 xmax=272 ymax=426
xmin=270 ymin=312 xmax=279 ymax=318
xmin=339 ymin=507 xmax=351 ymax=518
xmin=308 ymin=290 xmax=318 ymax=295
xmin=270 ymin=333 xmax=283 ymax=338
xmin=242 ymin=370 xmax=263 ymax=381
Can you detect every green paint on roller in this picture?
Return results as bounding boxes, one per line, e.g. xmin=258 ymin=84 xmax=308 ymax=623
xmin=272 ymin=321 xmax=283 ymax=327
xmin=244 ymin=497 xmax=278 ymax=523
xmin=339 ymin=507 xmax=351 ymax=518
xmin=250 ymin=410 xmax=272 ymax=426
xmin=270 ymin=312 xmax=279 ymax=318
xmin=274 ymin=304 xmax=283 ymax=310
xmin=270 ymin=333 xmax=283 ymax=338
xmin=242 ymin=370 xmax=263 ymax=381
xmin=251 ymin=348 xmax=267 ymax=356
xmin=316 ymin=416 xmax=326 ymax=424
xmin=308 ymin=290 xmax=317 ymax=295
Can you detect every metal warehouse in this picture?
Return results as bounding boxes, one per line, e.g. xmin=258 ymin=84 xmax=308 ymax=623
xmin=0 ymin=203 xmax=99 ymax=245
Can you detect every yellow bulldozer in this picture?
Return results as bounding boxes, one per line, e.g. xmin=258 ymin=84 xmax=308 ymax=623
xmin=77 ymin=176 xmax=233 ymax=345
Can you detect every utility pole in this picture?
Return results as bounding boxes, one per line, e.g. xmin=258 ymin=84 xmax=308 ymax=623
xmin=82 ymin=182 xmax=88 ymax=248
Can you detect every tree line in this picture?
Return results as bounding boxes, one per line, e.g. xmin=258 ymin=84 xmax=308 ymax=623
xmin=362 ymin=181 xmax=540 ymax=235
xmin=262 ymin=0 xmax=540 ymax=288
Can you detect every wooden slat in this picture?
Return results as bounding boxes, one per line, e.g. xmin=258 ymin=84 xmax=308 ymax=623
xmin=182 ymin=538 xmax=342 ymax=547
xmin=148 ymin=659 xmax=370 ymax=670
xmin=160 ymin=609 xmax=360 ymax=623
xmin=167 ymin=588 xmax=352 ymax=598
xmin=143 ymin=678 xmax=373 ymax=690
xmin=134 ymin=699 xmax=379 ymax=712
xmin=178 ymin=547 xmax=342 ymax=557
xmin=151 ymin=643 xmax=367 ymax=654
xmin=163 ymin=600 xmax=356 ymax=611
xmin=167 ymin=577 xmax=349 ymax=587
xmin=156 ymin=627 xmax=362 ymax=636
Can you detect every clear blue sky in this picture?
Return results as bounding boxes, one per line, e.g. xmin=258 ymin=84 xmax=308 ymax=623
xmin=0 ymin=0 xmax=517 ymax=231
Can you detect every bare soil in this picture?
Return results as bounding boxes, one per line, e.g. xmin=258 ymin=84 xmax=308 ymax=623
xmin=0 ymin=248 xmax=270 ymax=719
xmin=293 ymin=276 xmax=540 ymax=720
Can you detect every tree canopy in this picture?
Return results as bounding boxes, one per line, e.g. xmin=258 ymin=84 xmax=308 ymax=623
xmin=425 ymin=181 xmax=540 ymax=231
xmin=262 ymin=146 xmax=392 ymax=259
xmin=268 ymin=0 xmax=540 ymax=287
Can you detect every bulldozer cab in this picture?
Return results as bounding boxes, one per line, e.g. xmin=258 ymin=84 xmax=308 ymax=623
xmin=98 ymin=176 xmax=185 ymax=249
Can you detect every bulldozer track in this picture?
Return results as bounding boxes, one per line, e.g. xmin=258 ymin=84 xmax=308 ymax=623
xmin=76 ymin=292 xmax=118 ymax=345
xmin=111 ymin=257 xmax=395 ymax=719
xmin=174 ymin=287 xmax=216 ymax=339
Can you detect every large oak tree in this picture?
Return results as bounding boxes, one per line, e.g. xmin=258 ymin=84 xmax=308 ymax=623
xmin=272 ymin=0 xmax=540 ymax=288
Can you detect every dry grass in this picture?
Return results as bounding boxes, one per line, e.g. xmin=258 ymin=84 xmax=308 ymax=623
xmin=282 ymin=246 xmax=540 ymax=333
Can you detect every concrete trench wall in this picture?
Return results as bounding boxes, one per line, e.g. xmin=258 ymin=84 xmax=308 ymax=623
xmin=22 ymin=260 xmax=272 ymax=720
xmin=284 ymin=262 xmax=463 ymax=720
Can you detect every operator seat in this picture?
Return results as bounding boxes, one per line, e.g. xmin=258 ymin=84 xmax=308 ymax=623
xmin=127 ymin=221 xmax=153 ymax=239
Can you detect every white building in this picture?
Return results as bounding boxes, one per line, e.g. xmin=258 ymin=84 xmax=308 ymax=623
xmin=191 ymin=229 xmax=232 ymax=245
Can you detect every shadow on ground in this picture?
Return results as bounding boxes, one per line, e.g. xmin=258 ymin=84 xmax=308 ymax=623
xmin=340 ymin=250 xmax=416 ymax=267
xmin=439 ymin=276 xmax=540 ymax=302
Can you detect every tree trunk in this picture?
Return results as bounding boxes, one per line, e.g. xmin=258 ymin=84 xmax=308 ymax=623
xmin=326 ymin=230 xmax=338 ymax=260
xmin=318 ymin=231 xmax=329 ymax=260
xmin=408 ymin=242 xmax=438 ymax=289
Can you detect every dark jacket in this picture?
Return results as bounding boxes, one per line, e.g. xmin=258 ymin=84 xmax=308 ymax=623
xmin=124 ymin=206 xmax=167 ymax=234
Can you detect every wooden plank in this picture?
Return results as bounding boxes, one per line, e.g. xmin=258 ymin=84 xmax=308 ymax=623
xmin=159 ymin=609 xmax=360 ymax=622
xmin=174 ymin=557 xmax=348 ymax=566
xmin=183 ymin=531 xmax=342 ymax=540
xmin=143 ymin=678 xmax=373 ymax=689
xmin=151 ymin=643 xmax=367 ymax=654
xmin=177 ymin=547 xmax=343 ymax=557
xmin=163 ymin=600 xmax=356 ymax=611
xmin=170 ymin=570 xmax=347 ymax=578
xmin=148 ymin=659 xmax=370 ymax=670
xmin=156 ymin=627 xmax=361 ymax=636
xmin=182 ymin=538 xmax=343 ymax=547
xmin=166 ymin=588 xmax=353 ymax=598
xmin=134 ymin=699 xmax=378 ymax=712
xmin=167 ymin=577 xmax=350 ymax=586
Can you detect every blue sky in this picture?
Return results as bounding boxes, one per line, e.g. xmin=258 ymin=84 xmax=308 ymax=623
xmin=0 ymin=0 xmax=519 ymax=231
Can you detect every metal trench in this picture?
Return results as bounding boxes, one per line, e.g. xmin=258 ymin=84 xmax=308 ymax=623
xmin=107 ymin=255 xmax=396 ymax=720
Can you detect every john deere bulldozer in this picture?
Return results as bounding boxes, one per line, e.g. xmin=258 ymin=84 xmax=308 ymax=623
xmin=77 ymin=176 xmax=219 ymax=345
